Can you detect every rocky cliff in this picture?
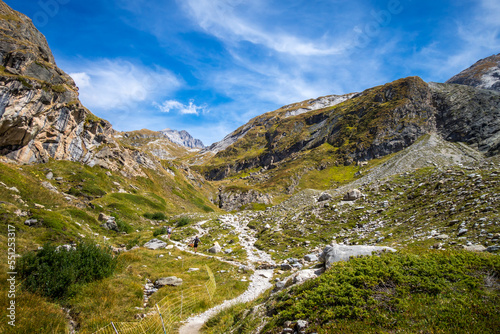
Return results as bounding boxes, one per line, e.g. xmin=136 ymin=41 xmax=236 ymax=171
xmin=0 ymin=1 xmax=156 ymax=177
xmin=446 ymin=53 xmax=500 ymax=92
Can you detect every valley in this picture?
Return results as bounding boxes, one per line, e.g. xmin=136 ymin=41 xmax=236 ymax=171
xmin=0 ymin=1 xmax=498 ymax=333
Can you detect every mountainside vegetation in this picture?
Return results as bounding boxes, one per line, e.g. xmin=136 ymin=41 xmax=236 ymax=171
xmin=0 ymin=1 xmax=498 ymax=333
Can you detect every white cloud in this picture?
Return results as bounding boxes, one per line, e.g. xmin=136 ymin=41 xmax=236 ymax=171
xmin=180 ymin=0 xmax=351 ymax=56
xmin=68 ymin=59 xmax=181 ymax=111
xmin=154 ymin=99 xmax=207 ymax=115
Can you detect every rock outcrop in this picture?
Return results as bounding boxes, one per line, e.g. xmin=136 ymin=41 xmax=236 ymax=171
xmin=216 ymin=187 xmax=272 ymax=211
xmin=0 ymin=1 xmax=156 ymax=177
xmin=446 ymin=53 xmax=500 ymax=92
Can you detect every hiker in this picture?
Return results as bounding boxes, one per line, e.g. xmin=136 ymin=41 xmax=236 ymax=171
xmin=192 ymin=235 xmax=200 ymax=253
xmin=167 ymin=226 xmax=172 ymax=239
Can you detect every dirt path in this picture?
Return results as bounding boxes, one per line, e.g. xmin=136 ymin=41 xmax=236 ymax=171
xmin=178 ymin=214 xmax=276 ymax=334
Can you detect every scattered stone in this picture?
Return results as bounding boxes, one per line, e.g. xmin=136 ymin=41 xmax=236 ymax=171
xmin=292 ymin=270 xmax=318 ymax=284
xmin=457 ymin=228 xmax=468 ymax=236
xmin=155 ymin=276 xmax=183 ymax=287
xmin=24 ymin=219 xmax=39 ymax=227
xmin=281 ymin=263 xmax=292 ymax=270
xmin=463 ymin=245 xmax=487 ymax=252
xmin=486 ymin=245 xmax=500 ymax=253
xmin=304 ymin=253 xmax=318 ymax=262
xmin=98 ymin=213 xmax=113 ymax=222
xmin=208 ymin=242 xmax=222 ymax=253
xmin=343 ymin=189 xmax=363 ymax=201
xmin=41 ymin=181 xmax=59 ymax=193
xmin=100 ymin=219 xmax=119 ymax=232
xmin=317 ymin=193 xmax=332 ymax=202
xmin=45 ymin=172 xmax=54 ymax=180
xmin=434 ymin=234 xmax=449 ymax=240
xmin=144 ymin=239 xmax=168 ymax=250
xmin=187 ymin=268 xmax=200 ymax=272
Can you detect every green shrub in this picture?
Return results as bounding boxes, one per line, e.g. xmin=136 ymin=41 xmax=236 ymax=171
xmin=176 ymin=216 xmax=192 ymax=227
xmin=115 ymin=217 xmax=133 ymax=234
xmin=19 ymin=242 xmax=117 ymax=300
xmin=153 ymin=227 xmax=167 ymax=237
xmin=265 ymin=251 xmax=500 ymax=333
xmin=126 ymin=236 xmax=141 ymax=250
xmin=143 ymin=212 xmax=167 ymax=220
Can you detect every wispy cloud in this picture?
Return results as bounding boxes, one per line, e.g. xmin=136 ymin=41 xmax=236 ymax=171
xmin=68 ymin=58 xmax=182 ymax=111
xmin=180 ymin=0 xmax=352 ymax=56
xmin=154 ymin=99 xmax=208 ymax=115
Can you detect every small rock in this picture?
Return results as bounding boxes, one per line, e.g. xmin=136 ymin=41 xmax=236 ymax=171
xmin=304 ymin=254 xmax=318 ymax=262
xmin=45 ymin=172 xmax=54 ymax=180
xmin=155 ymin=277 xmax=183 ymax=287
xmin=24 ymin=219 xmax=38 ymax=227
xmin=317 ymin=193 xmax=332 ymax=202
xmin=144 ymin=239 xmax=168 ymax=250
xmin=208 ymin=242 xmax=222 ymax=254
xmin=463 ymin=245 xmax=487 ymax=252
xmin=486 ymin=245 xmax=500 ymax=253
xmin=343 ymin=189 xmax=363 ymax=201
xmin=457 ymin=228 xmax=468 ymax=236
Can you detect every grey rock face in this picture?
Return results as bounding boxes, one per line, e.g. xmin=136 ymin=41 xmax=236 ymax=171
xmin=160 ymin=128 xmax=204 ymax=149
xmin=217 ymin=188 xmax=272 ymax=211
xmin=0 ymin=2 xmax=158 ymax=178
xmin=320 ymin=244 xmax=397 ymax=269
xmin=446 ymin=53 xmax=500 ymax=92
xmin=143 ymin=239 xmax=167 ymax=250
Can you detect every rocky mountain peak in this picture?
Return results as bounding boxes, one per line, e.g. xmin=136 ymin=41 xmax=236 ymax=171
xmin=160 ymin=128 xmax=204 ymax=149
xmin=0 ymin=1 xmax=157 ymax=177
xmin=446 ymin=53 xmax=500 ymax=91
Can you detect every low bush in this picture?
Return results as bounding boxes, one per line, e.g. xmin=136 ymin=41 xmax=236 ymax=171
xmin=115 ymin=217 xmax=133 ymax=234
xmin=143 ymin=212 xmax=167 ymax=220
xmin=19 ymin=242 xmax=117 ymax=300
xmin=176 ymin=216 xmax=192 ymax=227
xmin=153 ymin=227 xmax=167 ymax=237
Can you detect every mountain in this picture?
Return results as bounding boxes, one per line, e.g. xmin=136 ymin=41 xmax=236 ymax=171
xmin=446 ymin=53 xmax=500 ymax=91
xmin=193 ymin=76 xmax=500 ymax=193
xmin=160 ymin=128 xmax=204 ymax=149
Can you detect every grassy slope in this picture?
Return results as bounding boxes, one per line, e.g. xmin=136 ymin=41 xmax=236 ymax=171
xmin=0 ymin=159 xmax=248 ymax=333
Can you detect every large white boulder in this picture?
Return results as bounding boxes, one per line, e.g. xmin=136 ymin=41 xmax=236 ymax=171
xmin=320 ymin=244 xmax=396 ymax=269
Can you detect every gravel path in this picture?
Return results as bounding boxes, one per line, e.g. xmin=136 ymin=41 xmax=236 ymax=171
xmin=178 ymin=214 xmax=275 ymax=334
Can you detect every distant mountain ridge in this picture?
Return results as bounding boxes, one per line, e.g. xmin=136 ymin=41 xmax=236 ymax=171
xmin=160 ymin=128 xmax=204 ymax=149
xmin=446 ymin=53 xmax=500 ymax=91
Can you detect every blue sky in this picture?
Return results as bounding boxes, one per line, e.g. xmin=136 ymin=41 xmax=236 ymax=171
xmin=5 ymin=0 xmax=500 ymax=145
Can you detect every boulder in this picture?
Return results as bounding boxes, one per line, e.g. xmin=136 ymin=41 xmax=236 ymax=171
xmin=463 ymin=245 xmax=487 ymax=252
xmin=486 ymin=245 xmax=500 ymax=253
xmin=101 ymin=220 xmax=119 ymax=232
xmin=208 ymin=242 xmax=222 ymax=254
xmin=292 ymin=269 xmax=318 ymax=284
xmin=98 ymin=213 xmax=113 ymax=222
xmin=317 ymin=192 xmax=332 ymax=202
xmin=41 ymin=181 xmax=59 ymax=193
xmin=343 ymin=189 xmax=363 ymax=201
xmin=304 ymin=253 xmax=318 ymax=262
xmin=320 ymin=244 xmax=396 ymax=269
xmin=45 ymin=172 xmax=53 ymax=180
xmin=144 ymin=239 xmax=167 ymax=250
xmin=155 ymin=276 xmax=183 ymax=287
xmin=24 ymin=218 xmax=38 ymax=227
